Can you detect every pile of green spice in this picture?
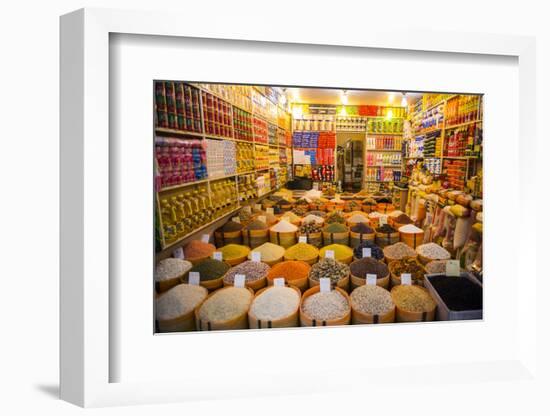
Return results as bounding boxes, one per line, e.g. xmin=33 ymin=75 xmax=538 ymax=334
xmin=323 ymin=223 xmax=348 ymax=233
xmin=221 ymin=221 xmax=244 ymax=232
xmin=351 ymin=223 xmax=374 ymax=234
xmin=350 ymin=257 xmax=389 ymax=279
xmin=326 ymin=211 xmax=346 ymax=224
xmin=188 ymin=258 xmax=230 ymax=281
xmin=309 ymin=258 xmax=349 ymax=284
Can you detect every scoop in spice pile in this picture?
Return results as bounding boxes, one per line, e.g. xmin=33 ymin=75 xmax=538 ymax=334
xmin=350 ymin=285 xmax=394 ymax=316
xmin=309 ymin=258 xmax=349 ymax=285
xmin=323 ymin=223 xmax=348 ymax=233
xmin=389 ymin=258 xmax=426 ymax=285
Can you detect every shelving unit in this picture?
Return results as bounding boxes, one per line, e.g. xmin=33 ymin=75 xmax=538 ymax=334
xmin=154 ymin=82 xmax=292 ymax=251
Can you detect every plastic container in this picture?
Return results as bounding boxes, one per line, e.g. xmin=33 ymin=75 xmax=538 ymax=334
xmin=424 ymin=272 xmax=483 ymax=321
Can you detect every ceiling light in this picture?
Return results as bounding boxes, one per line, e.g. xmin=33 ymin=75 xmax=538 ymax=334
xmin=401 ymin=92 xmax=407 ymax=107
xmin=341 ymin=90 xmax=348 ymax=105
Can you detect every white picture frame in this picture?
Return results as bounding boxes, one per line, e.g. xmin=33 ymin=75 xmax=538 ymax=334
xmin=60 ymin=7 xmax=540 ymax=408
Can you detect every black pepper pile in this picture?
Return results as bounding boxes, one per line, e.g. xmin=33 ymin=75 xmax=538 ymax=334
xmin=349 ymin=258 xmax=389 ymax=279
xmin=427 ymin=275 xmax=483 ymax=311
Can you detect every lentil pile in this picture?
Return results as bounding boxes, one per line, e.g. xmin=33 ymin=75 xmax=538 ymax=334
xmin=188 ymin=258 xmax=230 ymax=281
xmin=353 ymin=241 xmax=384 ymax=260
xmin=219 ymin=244 xmax=250 ymax=261
xmin=156 ymin=284 xmax=208 ymax=321
xmin=350 ymin=223 xmax=374 ymax=234
xmin=155 ymin=258 xmax=192 ymax=282
xmin=391 ymin=285 xmax=436 ymax=313
xmin=427 ymin=275 xmax=482 ymax=311
xmin=267 ymin=261 xmax=310 ymax=283
xmin=350 ymin=257 xmax=389 ymax=279
xmin=302 ymin=290 xmax=349 ymax=321
xmin=350 ymin=285 xmax=394 ymax=315
xmin=198 ymin=287 xmax=253 ymax=323
xmin=319 ymin=244 xmax=353 ymax=261
xmin=309 ymin=258 xmax=349 ymax=284
xmin=383 ymin=242 xmax=417 ymax=259
xmin=299 ymin=221 xmax=323 ymax=234
xmin=223 ymin=260 xmax=270 ymax=284
xmin=416 ymin=243 xmax=451 ymax=260
xmin=389 ymin=258 xmax=426 ymax=284
xmin=285 ymin=243 xmax=319 ymax=261
xmin=323 ymin=223 xmax=348 ymax=233
xmin=250 ymin=286 xmax=300 ymax=320
xmin=183 ymin=240 xmax=216 ymax=259
xmin=249 ymin=242 xmax=285 ymax=262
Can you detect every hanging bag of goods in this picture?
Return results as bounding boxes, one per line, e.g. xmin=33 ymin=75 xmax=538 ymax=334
xmin=195 ymin=286 xmax=255 ymax=331
xmin=248 ymin=285 xmax=301 ymax=329
xmin=322 ymin=222 xmax=350 ymax=246
xmin=398 ymin=224 xmax=425 ymax=249
xmin=241 ymin=219 xmax=269 ymax=249
xmin=350 ymin=285 xmax=395 ymax=324
xmin=269 ymin=219 xmax=298 ymax=248
xmin=300 ymin=285 xmax=351 ymax=327
xmin=349 ymin=222 xmax=375 ymax=249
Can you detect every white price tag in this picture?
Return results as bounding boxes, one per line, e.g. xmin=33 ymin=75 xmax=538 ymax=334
xmin=446 ymin=260 xmax=460 ymax=277
xmin=189 ymin=272 xmax=200 ymax=286
xmin=401 ymin=273 xmax=412 ymax=286
xmin=173 ymin=247 xmax=184 ymax=259
xmin=362 ymin=248 xmax=372 ymax=258
xmin=254 ymin=204 xmax=262 ymax=211
xmin=251 ymin=251 xmax=261 ymax=262
xmin=366 ymin=274 xmax=377 ymax=286
xmin=319 ymin=278 xmax=331 ymax=293
xmin=274 ymin=277 xmax=285 ymax=287
xmin=379 ymin=215 xmax=388 ymax=226
xmin=234 ymin=274 xmax=246 ymax=288
xmin=213 ymin=251 xmax=223 ymax=261
xmin=298 ymin=236 xmax=307 ymax=243
xmin=201 ymin=234 xmax=210 ymax=243
xmin=266 ymin=208 xmax=274 ymax=215
xmin=258 ymin=215 xmax=266 ymax=224
xmin=232 ymin=216 xmax=241 ymax=223
xmin=325 ymin=250 xmax=335 ymax=259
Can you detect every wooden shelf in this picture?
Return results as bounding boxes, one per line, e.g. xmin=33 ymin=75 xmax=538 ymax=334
xmin=444 ymin=119 xmax=482 ymax=130
xmin=442 ymin=156 xmax=479 ymax=159
xmin=155 ymin=128 xmax=204 ymax=138
xmin=158 ymin=178 xmax=209 ymax=192
xmin=365 ymin=165 xmax=403 ymax=168
xmin=366 ymin=132 xmax=404 ymax=136
xmin=366 ymin=149 xmax=402 ymax=152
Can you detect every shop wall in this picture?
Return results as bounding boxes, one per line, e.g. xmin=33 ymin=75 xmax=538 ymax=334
xmin=1 ymin=1 xmax=548 ymax=415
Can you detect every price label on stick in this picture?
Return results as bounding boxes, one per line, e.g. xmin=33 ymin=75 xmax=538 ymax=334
xmin=401 ymin=273 xmax=412 ymax=286
xmin=173 ymin=247 xmax=184 ymax=259
xmin=234 ymin=274 xmax=246 ymax=288
xmin=213 ymin=251 xmax=223 ymax=261
xmin=258 ymin=215 xmax=266 ymax=224
xmin=201 ymin=234 xmax=210 ymax=243
xmin=255 ymin=204 xmax=262 ymax=211
xmin=320 ymin=278 xmax=331 ymax=293
xmin=325 ymin=250 xmax=335 ymax=259
xmin=379 ymin=215 xmax=388 ymax=226
xmin=446 ymin=260 xmax=460 ymax=277
xmin=366 ymin=274 xmax=377 ymax=286
xmin=362 ymin=248 xmax=372 ymax=258
xmin=299 ymin=236 xmax=307 ymax=243
xmin=232 ymin=216 xmax=241 ymax=223
xmin=266 ymin=208 xmax=274 ymax=215
xmin=251 ymin=251 xmax=261 ymax=262
xmin=189 ymin=272 xmax=200 ymax=286
xmin=274 ymin=277 xmax=285 ymax=287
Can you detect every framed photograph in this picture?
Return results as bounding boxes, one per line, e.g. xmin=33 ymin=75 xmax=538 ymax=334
xmin=60 ymin=8 xmax=539 ymax=409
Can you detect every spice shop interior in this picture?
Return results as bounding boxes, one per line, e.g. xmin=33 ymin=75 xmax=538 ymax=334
xmin=154 ymin=82 xmax=483 ymax=333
